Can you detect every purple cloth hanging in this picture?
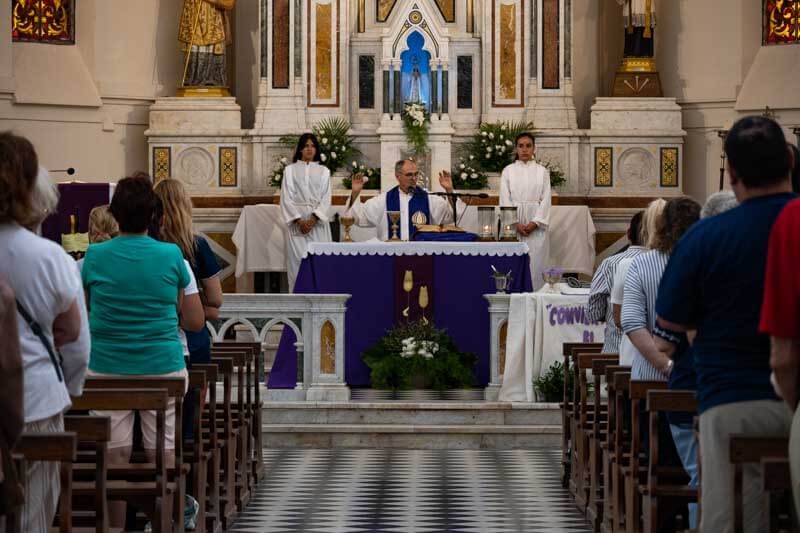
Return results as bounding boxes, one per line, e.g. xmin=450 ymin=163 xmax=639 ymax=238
xmin=267 ymin=251 xmax=532 ymax=389
xmin=40 ymin=183 xmax=111 ymax=244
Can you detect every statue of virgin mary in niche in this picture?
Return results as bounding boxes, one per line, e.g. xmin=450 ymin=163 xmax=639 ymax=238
xmin=409 ymin=57 xmax=423 ymax=103
xmin=400 ymin=32 xmax=431 ymax=109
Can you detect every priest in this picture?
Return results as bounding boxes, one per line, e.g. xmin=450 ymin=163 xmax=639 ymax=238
xmin=347 ymin=159 xmax=464 ymax=241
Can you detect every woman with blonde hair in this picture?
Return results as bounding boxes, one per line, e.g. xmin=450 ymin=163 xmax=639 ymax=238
xmin=610 ymin=198 xmax=666 ymax=365
xmin=154 ymin=179 xmax=223 ymax=364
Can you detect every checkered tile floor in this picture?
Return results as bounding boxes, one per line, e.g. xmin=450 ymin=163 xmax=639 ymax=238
xmin=228 ymin=448 xmax=591 ymax=532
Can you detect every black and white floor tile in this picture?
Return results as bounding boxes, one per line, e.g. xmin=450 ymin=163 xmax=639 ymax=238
xmin=228 ymin=448 xmax=592 ymax=533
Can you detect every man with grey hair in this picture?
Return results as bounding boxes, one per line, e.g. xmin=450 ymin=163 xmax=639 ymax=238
xmin=700 ymin=190 xmax=738 ymax=219
xmin=346 ymin=159 xmax=464 ymax=240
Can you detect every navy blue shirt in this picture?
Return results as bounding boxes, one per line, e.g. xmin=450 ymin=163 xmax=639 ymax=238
xmin=185 ymin=236 xmax=221 ymax=356
xmin=655 ymin=193 xmax=795 ymax=414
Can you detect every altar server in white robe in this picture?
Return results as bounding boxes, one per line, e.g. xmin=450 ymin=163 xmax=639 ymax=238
xmin=500 ymin=132 xmax=552 ymax=290
xmin=346 ymin=159 xmax=465 ymax=241
xmin=280 ymin=133 xmax=332 ymax=291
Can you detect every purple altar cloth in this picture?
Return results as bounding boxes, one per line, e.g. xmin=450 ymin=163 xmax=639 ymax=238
xmin=41 ymin=183 xmax=112 ymax=243
xmin=267 ymin=251 xmax=532 ymax=388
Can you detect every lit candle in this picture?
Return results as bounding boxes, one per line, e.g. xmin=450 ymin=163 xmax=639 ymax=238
xmin=482 ymin=224 xmax=491 ymax=235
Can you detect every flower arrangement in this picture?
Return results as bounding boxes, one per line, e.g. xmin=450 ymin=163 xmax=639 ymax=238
xmin=362 ymin=321 xmax=477 ymax=391
xmin=279 ymin=117 xmax=359 ymax=174
xmin=402 ymin=102 xmax=430 ymax=155
xmin=539 ymin=159 xmax=567 ymax=189
xmin=269 ymin=155 xmax=290 ymax=187
xmin=342 ymin=161 xmax=381 ymax=190
xmin=461 ymin=120 xmax=535 ymax=173
xmin=451 ymin=155 xmax=488 ymax=190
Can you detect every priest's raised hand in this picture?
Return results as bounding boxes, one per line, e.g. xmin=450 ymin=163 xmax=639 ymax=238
xmin=438 ymin=170 xmax=454 ymax=193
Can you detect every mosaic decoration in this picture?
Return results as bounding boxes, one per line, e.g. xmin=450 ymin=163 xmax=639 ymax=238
xmin=12 ymin=0 xmax=74 ymax=43
xmin=153 ymin=147 xmax=171 ymax=183
xmin=219 ymin=147 xmax=237 ymax=187
xmin=377 ymin=0 xmax=397 ymax=22
xmin=309 ymin=0 xmax=339 ymax=106
xmin=493 ymin=0 xmax=523 ymax=107
xmin=595 ymin=147 xmax=613 ymax=187
xmin=433 ymin=0 xmax=455 ymax=23
xmin=660 ymin=147 xmax=679 ymax=187
xmin=764 ymin=0 xmax=800 ymax=44
xmin=320 ymin=320 xmax=336 ymax=374
xmin=315 ymin=1 xmax=333 ymax=100
xmin=499 ymin=3 xmax=517 ymax=100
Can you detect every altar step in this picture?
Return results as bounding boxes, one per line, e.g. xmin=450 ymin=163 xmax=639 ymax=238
xmin=261 ymin=401 xmax=561 ymax=449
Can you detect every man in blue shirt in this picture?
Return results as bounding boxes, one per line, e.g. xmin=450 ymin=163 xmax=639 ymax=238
xmin=655 ymin=116 xmax=796 ymax=533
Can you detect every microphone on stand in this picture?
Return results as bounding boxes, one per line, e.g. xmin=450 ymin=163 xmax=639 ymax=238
xmin=50 ymin=167 xmax=76 ymax=176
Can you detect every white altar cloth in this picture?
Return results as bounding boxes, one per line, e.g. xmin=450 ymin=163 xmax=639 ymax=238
xmin=232 ymin=204 xmax=596 ymax=277
xmin=498 ymin=285 xmax=606 ymax=402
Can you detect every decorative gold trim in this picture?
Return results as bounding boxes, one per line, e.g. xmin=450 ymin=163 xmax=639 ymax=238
xmin=466 ymin=0 xmax=474 ymax=33
xmin=358 ymin=0 xmax=366 ymax=32
xmin=320 ymin=320 xmax=336 ymax=374
xmin=176 ymin=86 xmax=231 ymax=97
xmin=153 ymin=147 xmax=171 ymax=183
xmin=219 ymin=147 xmax=237 ymax=187
xmin=595 ymin=147 xmax=613 ymax=187
xmin=620 ymin=57 xmax=657 ymax=73
xmin=660 ymin=147 xmax=679 ymax=188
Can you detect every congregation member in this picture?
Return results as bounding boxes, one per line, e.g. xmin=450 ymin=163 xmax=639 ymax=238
xmin=760 ymin=195 xmax=800 ymax=521
xmin=347 ymin=159 xmax=461 ymax=241
xmin=81 ymin=175 xmax=204 ymax=528
xmin=154 ymin=178 xmax=222 ymax=363
xmin=500 ymin=132 xmax=552 ymax=290
xmin=656 ymin=116 xmax=795 ymax=533
xmin=610 ymin=199 xmax=665 ymax=366
xmin=790 ymin=144 xmax=799 ymax=194
xmin=0 ymin=278 xmax=23 ymax=533
xmin=652 ymin=189 xmax=740 ymax=530
xmin=76 ymin=205 xmax=119 ymax=271
xmin=0 ymin=132 xmax=90 ymax=531
xmin=587 ymin=211 xmax=644 ymax=354
xmin=280 ymin=133 xmax=333 ymax=291
xmin=622 ymin=197 xmax=700 ymax=381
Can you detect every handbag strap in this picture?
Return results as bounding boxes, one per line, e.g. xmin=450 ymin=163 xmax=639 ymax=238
xmin=15 ymin=299 xmax=64 ymax=382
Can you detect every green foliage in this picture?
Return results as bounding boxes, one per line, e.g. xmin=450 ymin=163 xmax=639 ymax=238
xmin=401 ymin=102 xmax=430 ymax=156
xmin=342 ymin=161 xmax=381 ymax=190
xmin=461 ymin=120 xmax=535 ymax=173
xmin=363 ymin=321 xmax=477 ymax=391
xmin=451 ymin=155 xmax=488 ymax=190
xmin=278 ymin=117 xmax=360 ymax=174
xmin=540 ymin=159 xmax=567 ymax=188
xmin=533 ymin=361 xmax=569 ymax=402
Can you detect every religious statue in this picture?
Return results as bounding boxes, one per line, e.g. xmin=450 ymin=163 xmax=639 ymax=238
xmin=409 ymin=58 xmax=422 ymax=103
xmin=612 ymin=0 xmax=662 ymax=97
xmin=616 ymin=0 xmax=656 ymax=58
xmin=178 ymin=0 xmax=235 ymax=94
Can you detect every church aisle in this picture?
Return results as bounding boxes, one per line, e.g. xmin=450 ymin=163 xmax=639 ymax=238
xmin=228 ymin=448 xmax=592 ymax=532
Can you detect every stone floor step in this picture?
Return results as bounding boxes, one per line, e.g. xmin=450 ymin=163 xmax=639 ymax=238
xmin=261 ymin=423 xmax=562 ymax=449
xmin=262 ymin=402 xmax=561 ymax=426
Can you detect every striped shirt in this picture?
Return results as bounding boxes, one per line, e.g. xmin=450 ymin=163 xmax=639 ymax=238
xmin=587 ymin=245 xmax=647 ymax=353
xmin=622 ymin=250 xmax=670 ymax=381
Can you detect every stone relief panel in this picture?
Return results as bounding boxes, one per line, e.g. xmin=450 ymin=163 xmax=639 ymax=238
xmin=618 ymin=147 xmax=658 ymax=191
xmin=175 ymin=147 xmax=216 ymax=189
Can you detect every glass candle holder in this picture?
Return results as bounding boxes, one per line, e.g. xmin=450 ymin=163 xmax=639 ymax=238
xmin=477 ymin=206 xmax=496 ymax=241
xmin=499 ymin=207 xmax=518 ymax=241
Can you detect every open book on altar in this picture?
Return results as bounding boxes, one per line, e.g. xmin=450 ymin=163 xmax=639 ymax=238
xmin=413 ymin=224 xmax=467 ymax=233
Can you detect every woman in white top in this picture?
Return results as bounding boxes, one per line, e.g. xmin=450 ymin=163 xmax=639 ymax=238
xmin=280 ymin=133 xmax=332 ymax=291
xmin=500 ymin=132 xmax=552 ymax=290
xmin=0 ymin=133 xmax=89 ymax=532
xmin=611 ymin=198 xmax=666 ymax=367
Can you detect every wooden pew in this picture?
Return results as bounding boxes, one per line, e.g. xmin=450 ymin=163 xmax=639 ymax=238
xmin=644 ymin=390 xmax=697 ymax=533
xmin=206 ymin=357 xmax=237 ymax=529
xmin=623 ymin=380 xmax=668 ymax=533
xmin=561 ymin=342 xmax=603 ymax=489
xmin=193 ymin=363 xmax=222 ymax=533
xmin=186 ymin=369 xmax=210 ymax=533
xmin=611 ymin=370 xmax=632 ymax=533
xmin=586 ymin=355 xmax=620 ymax=528
xmin=729 ymin=435 xmax=789 ymax=533
xmin=71 ymin=389 xmax=171 ymax=533
xmin=761 ymin=457 xmax=793 ymax=533
xmin=81 ymin=377 xmax=188 ymax=533
xmin=212 ymin=344 xmax=262 ymax=490
xmin=598 ymin=366 xmax=628 ymax=533
xmin=210 ymin=350 xmax=252 ymax=511
xmin=64 ymin=415 xmax=111 ymax=533
xmin=6 ymin=432 xmax=77 ymax=533
xmin=573 ymin=351 xmax=616 ymax=511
